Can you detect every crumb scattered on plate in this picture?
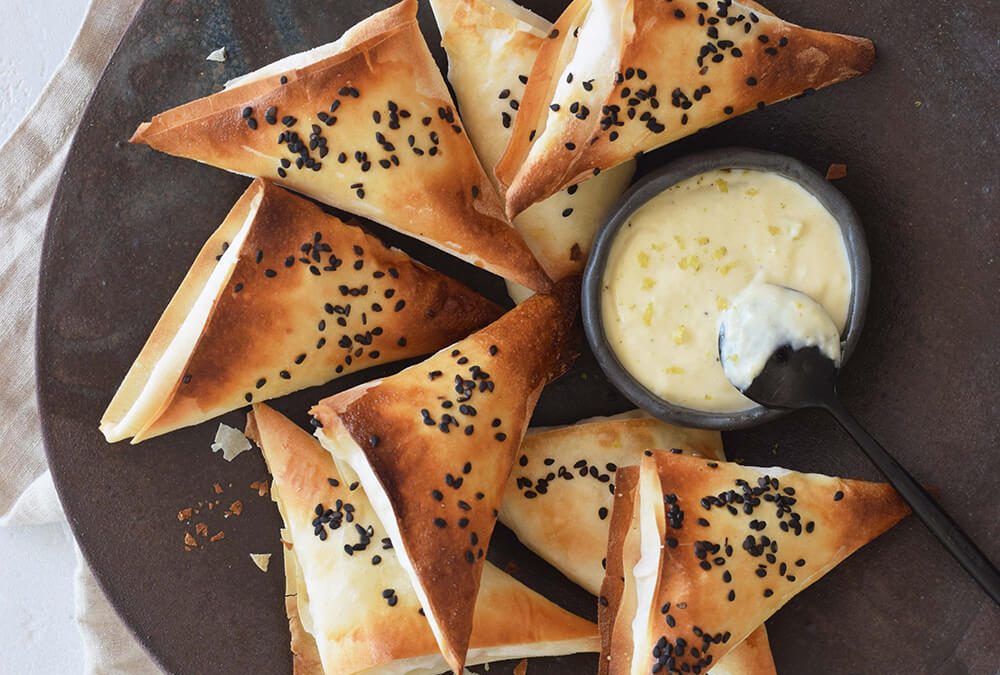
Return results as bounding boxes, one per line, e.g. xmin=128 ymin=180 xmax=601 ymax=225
xmin=206 ymin=46 xmax=227 ymax=62
xmin=225 ymin=500 xmax=243 ymax=518
xmin=250 ymin=553 xmax=272 ymax=572
xmin=513 ymin=659 xmax=528 ymax=675
xmin=826 ymin=163 xmax=848 ymax=180
xmin=211 ymin=423 xmax=252 ymax=461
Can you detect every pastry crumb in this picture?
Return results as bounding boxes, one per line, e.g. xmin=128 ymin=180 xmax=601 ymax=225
xmin=513 ymin=659 xmax=528 ymax=675
xmin=825 ymin=163 xmax=848 ymax=180
xmin=210 ymin=531 xmax=226 ymax=543
xmin=225 ymin=500 xmax=243 ymax=518
xmin=250 ymin=479 xmax=270 ymax=497
xmin=177 ymin=507 xmax=193 ymax=522
xmin=250 ymin=553 xmax=272 ymax=572
xmin=206 ymin=46 xmax=227 ymax=62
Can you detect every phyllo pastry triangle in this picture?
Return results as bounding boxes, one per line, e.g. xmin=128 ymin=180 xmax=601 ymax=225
xmin=130 ymin=0 xmax=551 ymax=292
xmin=250 ymin=404 xmax=599 ymax=675
xmin=495 ymin=0 xmax=875 ymax=216
xmin=600 ymin=452 xmax=909 ymax=675
xmin=310 ymin=279 xmax=581 ymax=674
xmin=500 ymin=411 xmax=723 ymax=595
xmin=430 ymin=0 xmax=634 ymax=298
xmin=499 ymin=412 xmax=776 ymax=675
xmin=100 ymin=179 xmax=501 ymax=443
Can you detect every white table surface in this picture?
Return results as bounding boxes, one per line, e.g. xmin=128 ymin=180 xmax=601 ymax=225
xmin=1 ymin=1 xmax=94 ymax=673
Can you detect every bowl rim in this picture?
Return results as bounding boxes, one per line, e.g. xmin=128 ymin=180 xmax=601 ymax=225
xmin=581 ymin=147 xmax=871 ymax=430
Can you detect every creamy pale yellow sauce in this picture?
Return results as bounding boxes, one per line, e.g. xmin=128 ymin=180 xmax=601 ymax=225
xmin=719 ymin=280 xmax=842 ymax=391
xmin=601 ymin=169 xmax=851 ymax=412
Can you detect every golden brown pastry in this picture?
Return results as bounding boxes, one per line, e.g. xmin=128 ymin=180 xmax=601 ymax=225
xmin=250 ymin=404 xmax=599 ymax=675
xmin=600 ymin=452 xmax=909 ymax=675
xmin=310 ymin=279 xmax=580 ymax=674
xmin=100 ymin=179 xmax=501 ymax=443
xmin=430 ymin=0 xmax=634 ymax=299
xmin=500 ymin=411 xmax=723 ymax=594
xmin=499 ymin=412 xmax=776 ymax=675
xmin=495 ymin=0 xmax=875 ymax=216
xmin=130 ymin=0 xmax=551 ymax=292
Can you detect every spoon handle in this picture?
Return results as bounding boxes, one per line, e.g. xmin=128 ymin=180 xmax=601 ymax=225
xmin=823 ymin=397 xmax=1000 ymax=606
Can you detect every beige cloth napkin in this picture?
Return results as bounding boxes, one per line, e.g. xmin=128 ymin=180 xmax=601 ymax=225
xmin=0 ymin=0 xmax=161 ymax=672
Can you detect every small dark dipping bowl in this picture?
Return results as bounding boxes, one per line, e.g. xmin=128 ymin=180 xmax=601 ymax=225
xmin=582 ymin=148 xmax=870 ymax=430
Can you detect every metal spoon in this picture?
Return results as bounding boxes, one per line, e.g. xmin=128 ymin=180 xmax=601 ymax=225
xmin=722 ymin=338 xmax=1000 ymax=605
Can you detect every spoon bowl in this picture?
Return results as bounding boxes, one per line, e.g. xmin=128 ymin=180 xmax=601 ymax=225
xmin=737 ymin=344 xmax=839 ymax=410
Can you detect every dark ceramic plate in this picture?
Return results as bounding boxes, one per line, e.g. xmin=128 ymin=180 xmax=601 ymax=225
xmin=37 ymin=0 xmax=1000 ymax=674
